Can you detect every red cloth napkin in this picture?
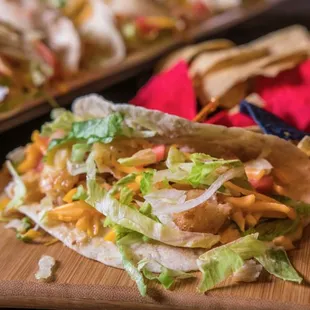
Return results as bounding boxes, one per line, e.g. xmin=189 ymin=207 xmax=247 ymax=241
xmin=130 ymin=59 xmax=310 ymax=131
xmin=130 ymin=61 xmax=196 ymax=120
xmin=255 ymin=60 xmax=310 ymax=132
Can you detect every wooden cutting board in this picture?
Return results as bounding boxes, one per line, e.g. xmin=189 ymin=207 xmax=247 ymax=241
xmin=0 ymin=224 xmax=310 ymax=310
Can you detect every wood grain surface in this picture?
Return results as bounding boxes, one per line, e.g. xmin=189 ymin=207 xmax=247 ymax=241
xmin=0 ymin=222 xmax=310 ymax=310
xmin=0 ymin=0 xmax=287 ymax=134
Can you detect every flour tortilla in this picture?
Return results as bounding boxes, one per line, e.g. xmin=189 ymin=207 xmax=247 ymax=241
xmin=73 ymin=94 xmax=310 ymax=203
xmin=17 ymin=94 xmax=310 ymax=273
xmin=19 ymin=204 xmax=200 ymax=273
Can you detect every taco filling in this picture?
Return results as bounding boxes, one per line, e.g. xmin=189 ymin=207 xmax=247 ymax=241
xmin=1 ymin=95 xmax=309 ymax=295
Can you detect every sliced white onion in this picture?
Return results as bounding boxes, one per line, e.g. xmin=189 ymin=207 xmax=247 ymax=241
xmin=144 ymin=189 xmax=187 ymax=211
xmin=153 ymin=169 xmax=188 ymax=183
xmin=66 ymin=160 xmax=87 ymax=176
xmin=154 ymin=167 xmax=244 ymax=214
xmin=244 ymin=158 xmax=273 ymax=174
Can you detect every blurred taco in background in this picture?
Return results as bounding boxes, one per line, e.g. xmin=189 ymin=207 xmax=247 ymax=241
xmin=1 ymin=94 xmax=310 ymax=295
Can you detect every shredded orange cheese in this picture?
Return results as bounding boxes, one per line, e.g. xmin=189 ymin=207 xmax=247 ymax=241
xmin=231 ymin=211 xmax=245 ymax=232
xmin=112 ymin=159 xmax=144 ymax=174
xmin=17 ymin=144 xmax=42 ymax=174
xmin=31 ymin=130 xmax=48 ymax=155
xmin=104 ymin=230 xmax=116 ymax=243
xmin=142 ymin=16 xmax=176 ymax=29
xmin=245 ymin=214 xmax=257 ymax=227
xmin=226 ymin=195 xmax=255 ymax=207
xmin=248 ymin=202 xmax=295 ymax=220
xmin=74 ymin=2 xmax=92 ymax=26
xmin=0 ymin=196 xmax=10 ymax=211
xmin=63 ymin=188 xmax=78 ymax=203
xmin=48 ymin=201 xmax=103 ymax=237
xmin=44 ymin=238 xmax=59 ymax=246
xmin=224 ymin=182 xmax=276 ymax=203
xmin=23 ymin=229 xmax=43 ymax=240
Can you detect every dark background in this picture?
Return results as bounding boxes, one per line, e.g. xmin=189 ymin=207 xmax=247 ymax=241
xmin=1 ymin=0 xmax=310 ymax=163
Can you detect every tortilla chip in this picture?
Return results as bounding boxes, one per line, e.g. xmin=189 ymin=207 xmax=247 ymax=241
xmin=197 ymin=80 xmax=247 ymax=109
xmin=157 ymin=39 xmax=235 ymax=72
xmin=198 ymin=49 xmax=309 ymax=109
xmin=189 ymin=47 xmax=270 ymax=79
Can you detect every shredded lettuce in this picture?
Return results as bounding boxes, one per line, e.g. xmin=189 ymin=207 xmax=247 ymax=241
xmin=190 ymin=153 xmax=216 ymax=164
xmin=118 ymin=149 xmax=156 ymax=167
xmin=96 ymin=194 xmax=220 ymax=249
xmin=72 ymin=185 xmax=88 ymax=201
xmin=41 ymin=108 xmax=77 ymax=136
xmin=188 ymin=157 xmax=243 ymax=188
xmin=138 ymin=258 xmax=195 ymax=289
xmin=140 ymin=170 xmax=155 ymax=196
xmin=151 ymin=167 xmax=244 ymax=215
xmin=116 ymin=173 xmax=137 ymax=186
xmin=69 ymin=113 xmax=125 ymax=144
xmin=197 ymin=234 xmax=267 ymax=292
xmin=47 ymin=113 xmax=126 ymax=156
xmin=5 ymin=161 xmax=26 ymax=210
xmin=120 ymin=187 xmax=134 ymax=205
xmin=71 ymin=144 xmax=91 ymax=163
xmin=274 ymin=195 xmax=310 ymax=216
xmin=166 ymin=146 xmax=186 ymax=172
xmin=144 ymin=189 xmax=187 ymax=214
xmin=244 ymin=219 xmax=299 ymax=241
xmin=85 ymin=154 xmax=105 ymax=207
xmin=117 ymin=233 xmax=147 ymax=296
xmin=139 ymin=202 xmax=161 ymax=222
xmin=256 ymin=248 xmax=302 ymax=283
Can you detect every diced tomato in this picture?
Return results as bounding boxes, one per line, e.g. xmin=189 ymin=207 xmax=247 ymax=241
xmin=49 ymin=129 xmax=66 ymax=142
xmin=34 ymin=41 xmax=59 ymax=76
xmin=35 ymin=160 xmax=44 ymax=173
xmin=249 ymin=175 xmax=274 ymax=194
xmin=192 ymin=1 xmax=210 ymax=16
xmin=152 ymin=145 xmax=166 ymax=162
xmin=135 ymin=17 xmax=158 ymax=34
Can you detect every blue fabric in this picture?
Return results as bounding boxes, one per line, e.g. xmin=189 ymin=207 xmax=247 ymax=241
xmin=240 ymin=100 xmax=308 ymax=141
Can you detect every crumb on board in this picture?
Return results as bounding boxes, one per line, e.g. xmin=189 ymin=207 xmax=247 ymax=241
xmin=35 ymin=255 xmax=57 ymax=282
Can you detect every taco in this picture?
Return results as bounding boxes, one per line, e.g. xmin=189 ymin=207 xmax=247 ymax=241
xmin=1 ymin=94 xmax=310 ymax=295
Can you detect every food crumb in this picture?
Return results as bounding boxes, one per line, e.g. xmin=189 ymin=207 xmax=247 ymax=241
xmin=35 ymin=255 xmax=57 ymax=282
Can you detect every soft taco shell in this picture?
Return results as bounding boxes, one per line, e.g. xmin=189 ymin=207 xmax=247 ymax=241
xmin=19 ymin=204 xmax=201 ymax=273
xmin=16 ymin=94 xmax=310 ymax=275
xmin=73 ymin=94 xmax=310 ymax=203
